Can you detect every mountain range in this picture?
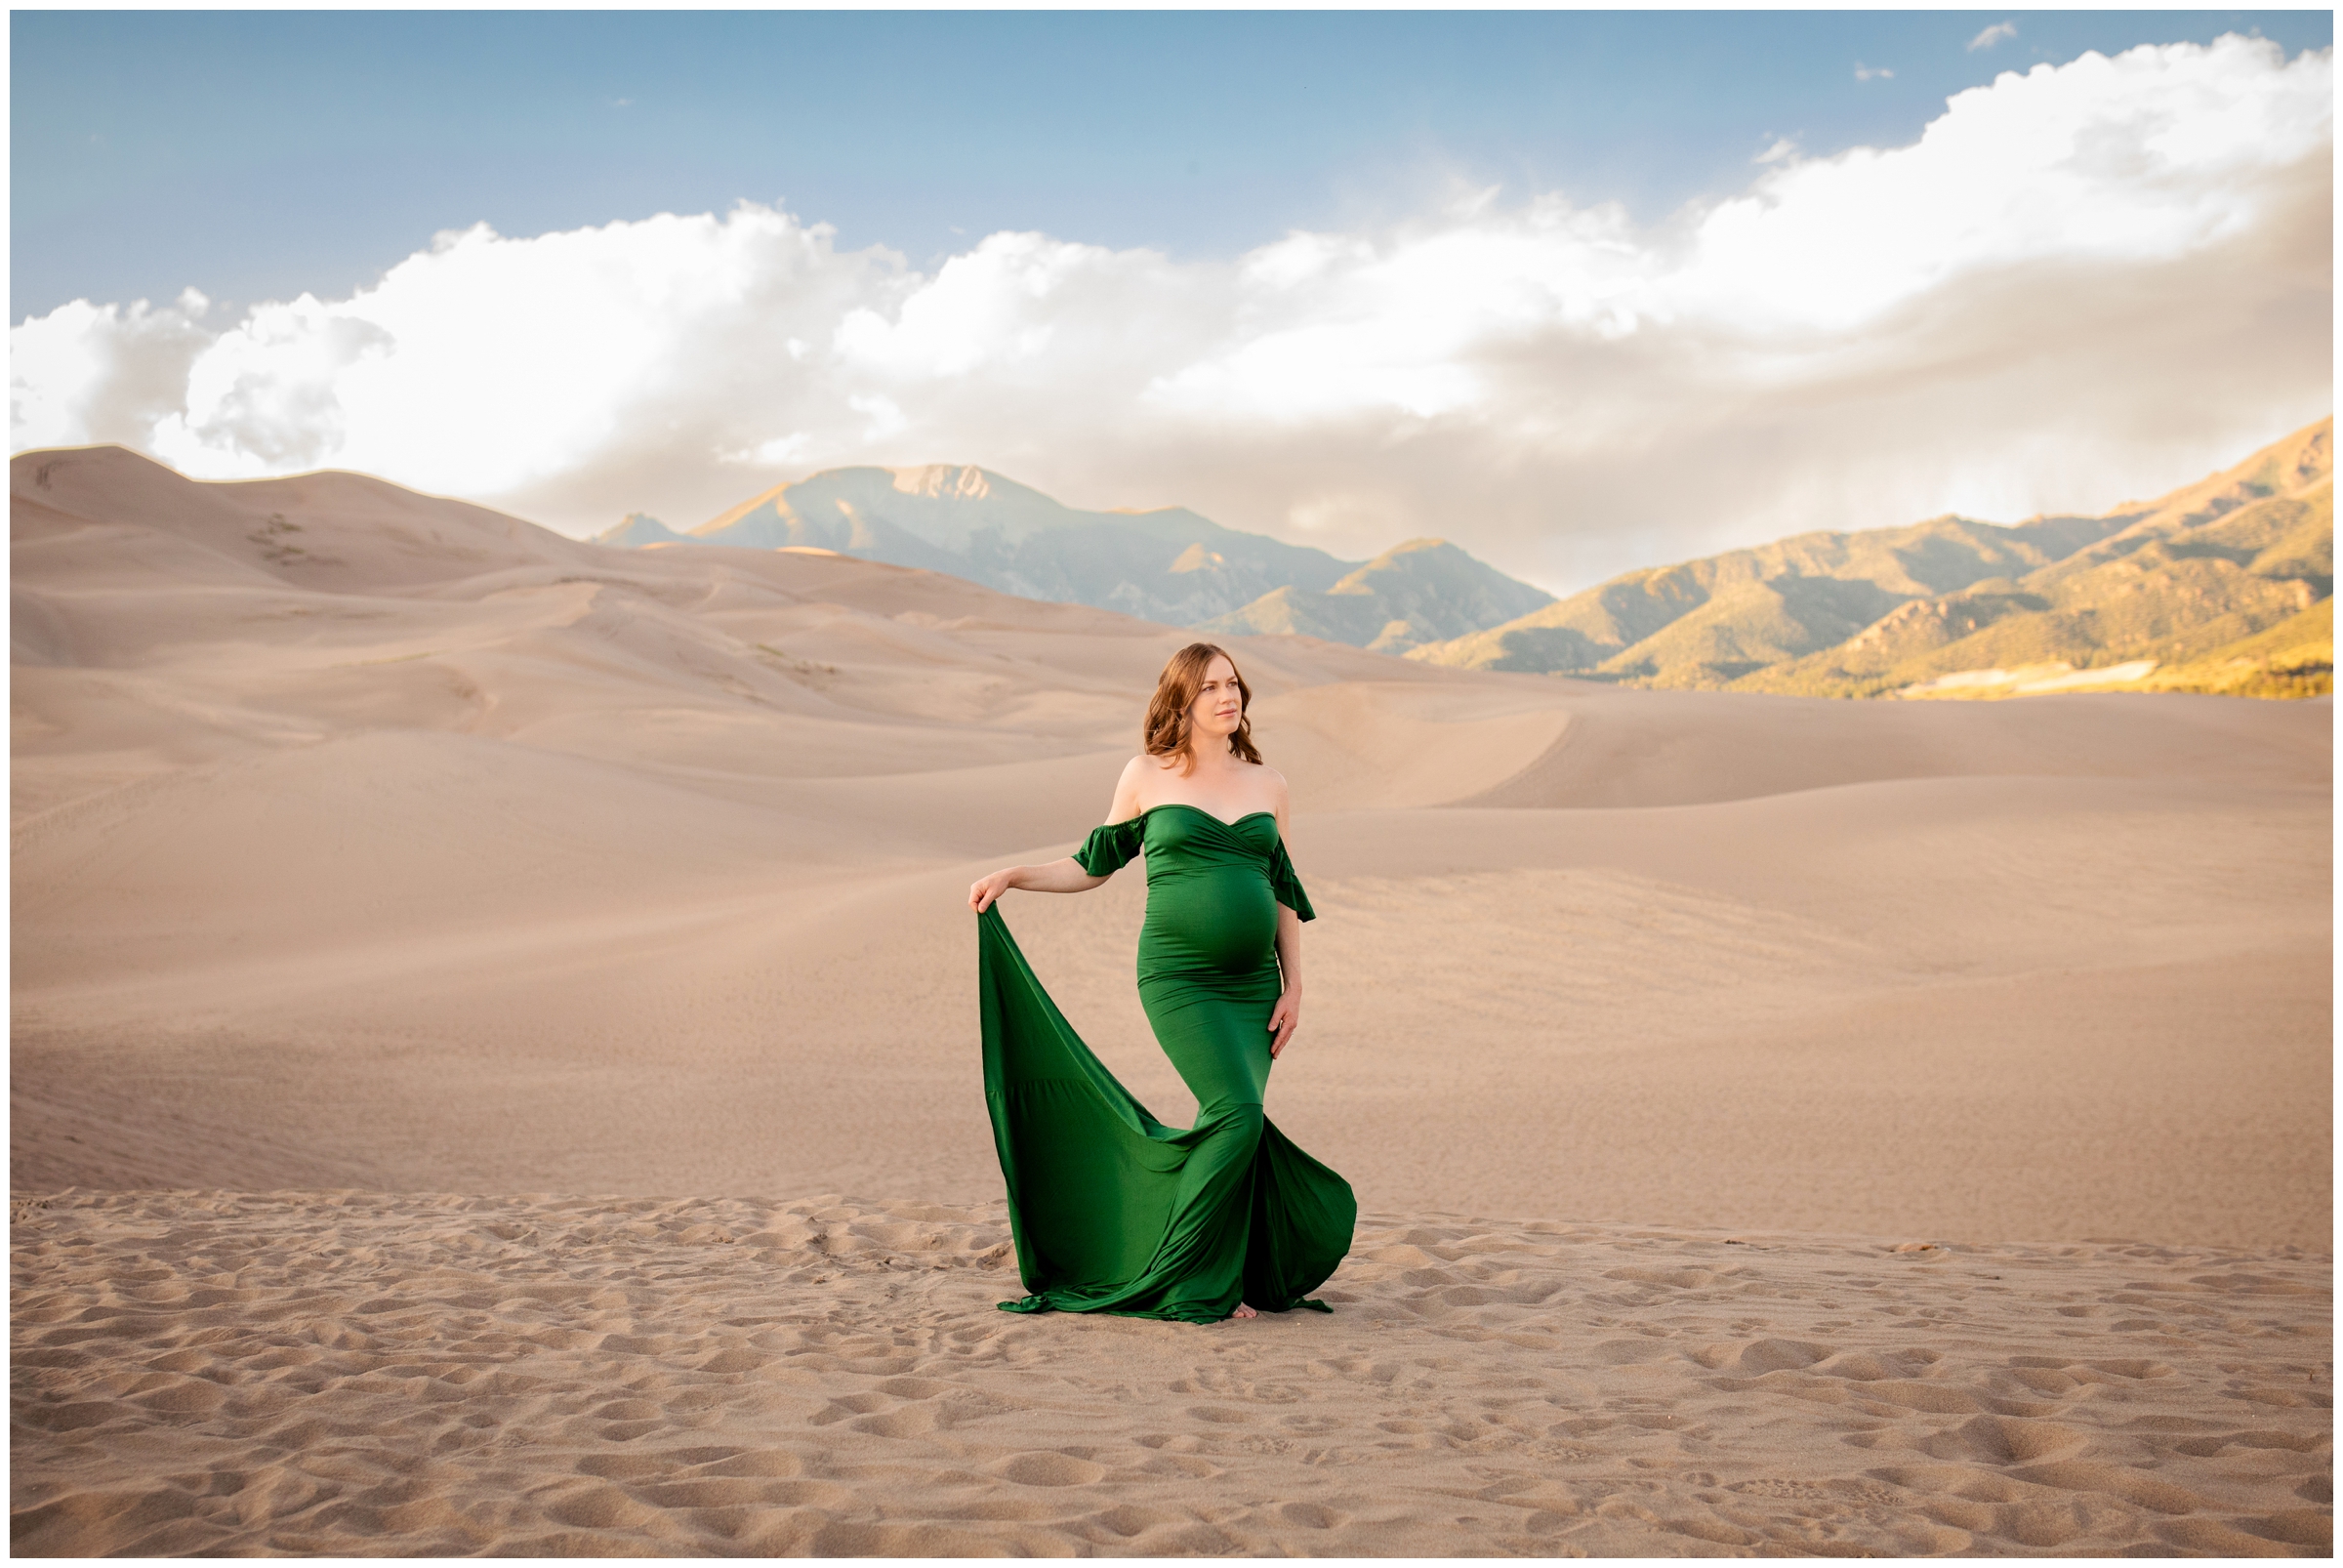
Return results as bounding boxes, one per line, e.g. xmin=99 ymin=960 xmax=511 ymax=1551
xmin=1409 ymin=417 xmax=2332 ymax=700
xmin=1197 ymin=538 xmax=1556 ymax=653
xmin=593 ymin=467 xmax=1550 ymax=654
xmin=596 ymin=417 xmax=2331 ymax=699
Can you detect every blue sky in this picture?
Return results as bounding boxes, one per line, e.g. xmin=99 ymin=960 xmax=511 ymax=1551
xmin=13 ymin=10 xmax=2331 ymax=320
xmin=9 ymin=12 xmax=2333 ymax=589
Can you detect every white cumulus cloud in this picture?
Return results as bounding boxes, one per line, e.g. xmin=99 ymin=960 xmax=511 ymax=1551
xmin=12 ymin=34 xmax=2332 ymax=592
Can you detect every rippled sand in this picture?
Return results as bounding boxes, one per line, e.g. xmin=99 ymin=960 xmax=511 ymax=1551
xmin=12 ymin=1192 xmax=2330 ymax=1556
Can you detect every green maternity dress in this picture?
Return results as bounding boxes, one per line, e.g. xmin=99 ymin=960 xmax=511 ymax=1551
xmin=977 ymin=805 xmax=1356 ymax=1324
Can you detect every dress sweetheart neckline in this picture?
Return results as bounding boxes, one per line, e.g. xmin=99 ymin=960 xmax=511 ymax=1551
xmin=1132 ymin=804 xmax=1277 ymax=830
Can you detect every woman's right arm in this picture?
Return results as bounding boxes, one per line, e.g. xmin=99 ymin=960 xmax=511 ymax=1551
xmin=968 ymin=858 xmax=1105 ymax=912
xmin=968 ymin=758 xmax=1150 ymax=913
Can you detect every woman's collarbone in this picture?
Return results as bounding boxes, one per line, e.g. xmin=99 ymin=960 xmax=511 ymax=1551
xmin=1143 ymin=797 xmax=1278 ymax=821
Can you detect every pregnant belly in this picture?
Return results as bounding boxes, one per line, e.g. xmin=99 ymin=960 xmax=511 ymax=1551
xmin=1141 ymin=869 xmax=1279 ymax=976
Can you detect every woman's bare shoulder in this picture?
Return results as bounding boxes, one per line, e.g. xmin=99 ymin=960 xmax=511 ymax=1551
xmin=1107 ymin=754 xmax=1166 ymax=823
xmin=1250 ymin=761 xmax=1292 ymax=815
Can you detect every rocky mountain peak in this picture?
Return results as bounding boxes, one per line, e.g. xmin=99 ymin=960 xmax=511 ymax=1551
xmin=889 ymin=464 xmax=994 ymax=501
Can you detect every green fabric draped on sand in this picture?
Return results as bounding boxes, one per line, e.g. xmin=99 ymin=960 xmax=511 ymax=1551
xmin=977 ymin=805 xmax=1356 ymax=1324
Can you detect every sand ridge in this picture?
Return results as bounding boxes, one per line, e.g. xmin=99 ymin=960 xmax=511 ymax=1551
xmin=11 ymin=1191 xmax=2329 ymax=1556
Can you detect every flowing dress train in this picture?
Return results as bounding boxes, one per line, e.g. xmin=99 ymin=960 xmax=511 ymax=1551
xmin=977 ymin=805 xmax=1356 ymax=1323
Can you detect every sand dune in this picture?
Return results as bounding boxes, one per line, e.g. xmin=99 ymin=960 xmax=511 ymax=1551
xmin=11 ymin=444 xmax=2332 ymax=1552
xmin=14 ymin=448 xmax=2326 ymax=1241
xmin=11 ymin=1192 xmax=2329 ymax=1556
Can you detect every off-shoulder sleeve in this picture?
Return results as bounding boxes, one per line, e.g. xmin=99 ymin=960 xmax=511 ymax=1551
xmin=1268 ymin=840 xmax=1316 ymax=922
xmin=1072 ymin=816 xmax=1146 ymax=878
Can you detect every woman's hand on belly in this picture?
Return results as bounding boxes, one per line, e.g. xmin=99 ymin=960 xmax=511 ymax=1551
xmin=1268 ymin=987 xmax=1300 ymax=1058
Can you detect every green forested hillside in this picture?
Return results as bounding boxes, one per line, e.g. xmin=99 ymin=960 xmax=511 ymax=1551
xmin=1413 ymin=417 xmax=2334 ymax=700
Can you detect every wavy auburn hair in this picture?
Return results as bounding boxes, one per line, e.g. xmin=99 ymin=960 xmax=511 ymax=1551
xmin=1144 ymin=642 xmax=1261 ymax=774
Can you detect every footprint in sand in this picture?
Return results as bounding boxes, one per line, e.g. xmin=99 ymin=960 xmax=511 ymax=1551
xmin=993 ymin=1452 xmax=1106 ymax=1487
xmin=1186 ymin=1405 xmax=1254 ymax=1424
xmin=1934 ymin=1414 xmax=2094 ymax=1465
xmin=536 ymin=1482 xmax=658 ymax=1531
xmin=852 ymin=1404 xmax=938 ymax=1439
xmin=805 ymin=1392 xmax=887 ymax=1425
xmin=1089 ymin=1503 xmax=1177 ymax=1539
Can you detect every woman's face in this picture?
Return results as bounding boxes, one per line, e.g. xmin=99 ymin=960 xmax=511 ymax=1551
xmin=1188 ymin=655 xmax=1244 ymax=740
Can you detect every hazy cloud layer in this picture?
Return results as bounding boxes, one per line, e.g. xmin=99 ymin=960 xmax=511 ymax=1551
xmin=13 ymin=35 xmax=2331 ymax=591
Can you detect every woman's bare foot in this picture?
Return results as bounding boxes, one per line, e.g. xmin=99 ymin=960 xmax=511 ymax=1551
xmin=1230 ymin=1302 xmax=1257 ymax=1320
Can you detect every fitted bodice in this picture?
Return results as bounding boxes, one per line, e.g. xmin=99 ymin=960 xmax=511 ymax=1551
xmin=1074 ymin=805 xmax=1315 ymax=984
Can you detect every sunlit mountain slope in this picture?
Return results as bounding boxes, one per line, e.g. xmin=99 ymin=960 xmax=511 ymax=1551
xmin=1412 ymin=418 xmax=2333 ymax=700
xmin=1738 ymin=420 xmax=2332 ymax=697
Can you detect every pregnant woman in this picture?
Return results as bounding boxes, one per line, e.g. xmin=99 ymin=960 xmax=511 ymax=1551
xmin=967 ymin=642 xmax=1355 ymax=1324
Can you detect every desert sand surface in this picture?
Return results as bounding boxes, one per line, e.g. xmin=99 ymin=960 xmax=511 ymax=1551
xmin=12 ymin=1193 xmax=2330 ymax=1556
xmin=12 ymin=445 xmax=2332 ymax=1553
